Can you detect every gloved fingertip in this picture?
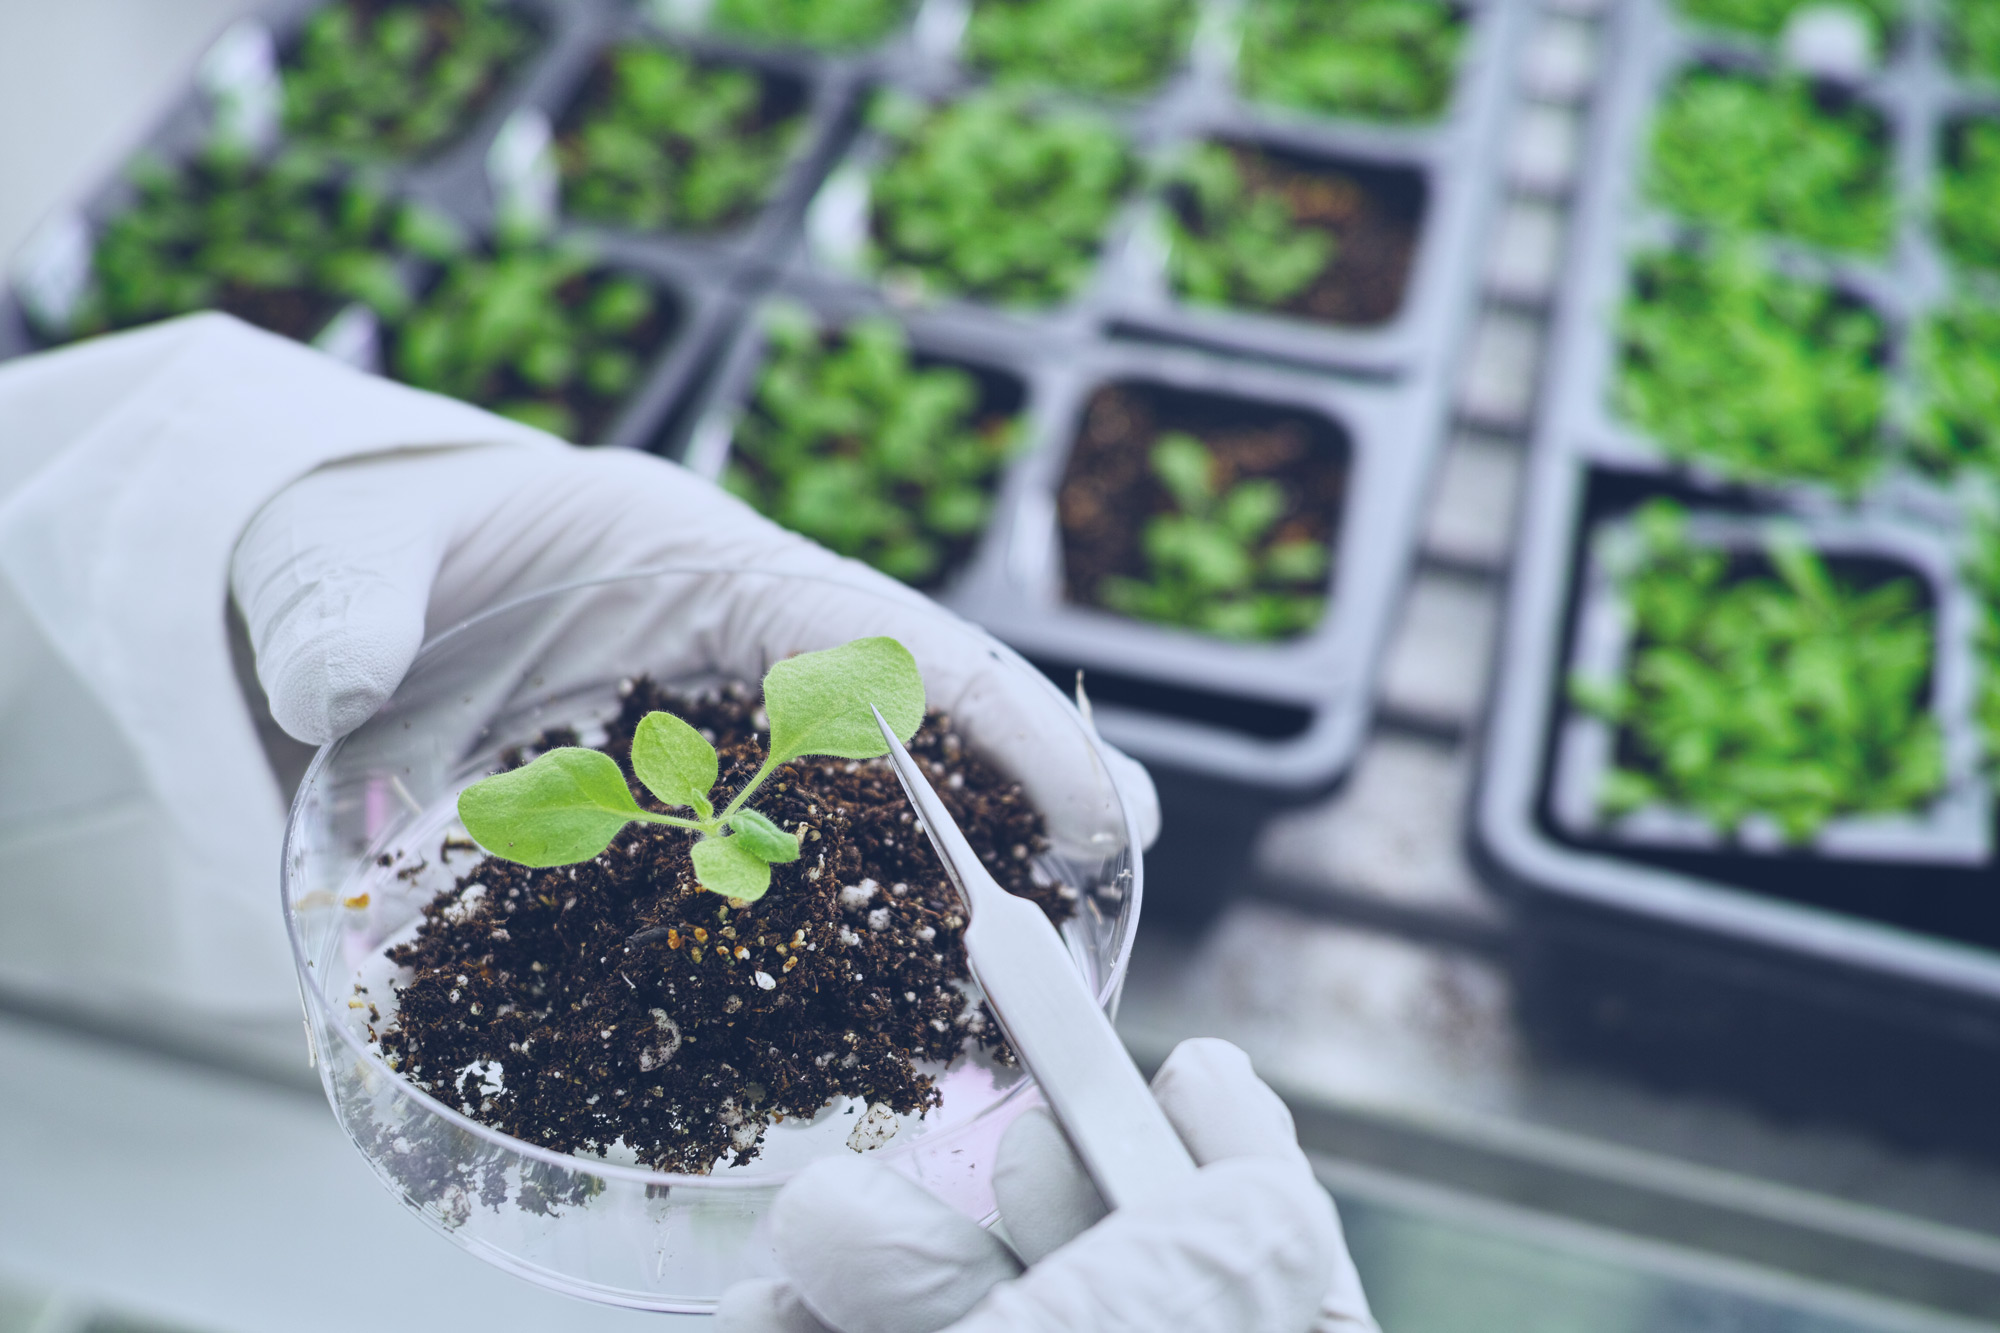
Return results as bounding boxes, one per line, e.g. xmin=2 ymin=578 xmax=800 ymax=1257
xmin=1152 ymin=1038 xmax=1306 ymax=1169
xmin=993 ymin=1107 xmax=1107 ymax=1265
xmin=715 ymin=1278 xmax=836 ymax=1333
xmin=260 ymin=610 xmax=423 ymax=744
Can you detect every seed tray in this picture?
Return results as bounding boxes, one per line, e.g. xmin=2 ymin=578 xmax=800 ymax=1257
xmin=1477 ymin=0 xmax=2000 ymax=1149
xmin=787 ymin=81 xmax=1161 ymax=344
xmin=3 ymin=0 xmax=744 ymax=454
xmin=484 ymin=5 xmax=856 ymax=276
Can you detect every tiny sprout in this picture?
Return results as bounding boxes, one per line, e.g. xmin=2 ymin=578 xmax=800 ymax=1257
xmin=458 ymin=637 xmax=925 ymax=902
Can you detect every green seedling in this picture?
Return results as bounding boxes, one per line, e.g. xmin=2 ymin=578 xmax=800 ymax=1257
xmin=1913 ymin=300 xmax=2000 ymax=476
xmin=391 ymin=239 xmax=665 ymax=440
xmin=1617 ymin=244 xmax=1887 ymax=493
xmin=712 ymin=0 xmax=910 ymax=48
xmin=283 ymin=0 xmax=535 ymax=159
xmin=1949 ymin=0 xmax=2000 ymax=82
xmin=1649 ymin=68 xmax=1891 ymax=255
xmin=1163 ymin=143 xmax=1334 ymax=312
xmin=964 ymin=0 xmax=1195 ymax=97
xmin=1939 ymin=119 xmax=2000 ymax=275
xmin=1097 ymin=432 xmax=1330 ymax=640
xmin=458 ymin=637 xmax=925 ymax=901
xmin=59 ymin=145 xmax=415 ymax=342
xmin=559 ymin=44 xmax=802 ymax=234
xmin=868 ymin=91 xmax=1135 ymax=307
xmin=1964 ymin=518 xmax=2000 ymax=759
xmin=725 ymin=307 xmax=1020 ymax=588
xmin=1674 ymin=0 xmax=1899 ymax=43
xmin=1238 ymin=0 xmax=1464 ymax=123
xmin=1572 ymin=499 xmax=1943 ymax=843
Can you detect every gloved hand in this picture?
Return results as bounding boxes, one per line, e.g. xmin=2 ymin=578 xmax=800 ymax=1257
xmin=715 ymin=1038 xmax=1378 ymax=1333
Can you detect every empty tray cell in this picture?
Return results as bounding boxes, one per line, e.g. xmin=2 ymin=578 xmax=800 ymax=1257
xmin=1057 ymin=377 xmax=1349 ymax=641
xmin=281 ymin=0 xmax=543 ymax=160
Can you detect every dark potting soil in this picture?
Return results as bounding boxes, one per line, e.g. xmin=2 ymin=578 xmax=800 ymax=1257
xmin=1057 ymin=378 xmax=1348 ymax=615
xmin=370 ymin=680 xmax=1073 ymax=1175
xmin=1172 ymin=143 xmax=1426 ymax=326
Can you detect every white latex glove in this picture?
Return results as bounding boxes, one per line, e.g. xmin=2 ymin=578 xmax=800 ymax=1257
xmin=715 ymin=1038 xmax=1378 ymax=1333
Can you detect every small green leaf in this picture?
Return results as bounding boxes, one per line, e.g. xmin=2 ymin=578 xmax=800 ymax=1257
xmin=631 ymin=710 xmax=718 ymax=816
xmin=764 ymin=636 xmax=925 ymax=763
xmin=458 ymin=747 xmax=642 ymax=868
xmin=728 ymin=808 xmax=801 ymax=862
xmin=691 ymin=835 xmax=773 ymax=902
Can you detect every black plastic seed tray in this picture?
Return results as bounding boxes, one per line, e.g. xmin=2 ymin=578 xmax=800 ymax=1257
xmin=1476 ymin=0 xmax=2000 ymax=1151
xmin=1099 ymin=0 xmax=1523 ymax=380
xmin=1 ymin=0 xmax=744 ymax=453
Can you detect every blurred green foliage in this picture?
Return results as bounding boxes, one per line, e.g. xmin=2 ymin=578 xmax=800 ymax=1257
xmin=63 ymin=146 xmax=413 ymax=340
xmin=712 ymin=0 xmax=910 ymax=48
xmin=1617 ymin=246 xmax=1887 ymax=493
xmin=283 ymin=0 xmax=534 ymax=158
xmin=1965 ymin=518 xmax=2000 ymax=758
xmin=868 ymin=92 xmax=1134 ymax=307
xmin=1949 ymin=0 xmax=2000 ymax=82
xmin=1939 ymin=119 xmax=2000 ymax=275
xmin=725 ymin=307 xmax=1018 ymax=587
xmin=1238 ymin=0 xmax=1463 ymax=122
xmin=1163 ymin=143 xmax=1333 ymax=311
xmin=1913 ymin=301 xmax=2000 ymax=476
xmin=1674 ymin=0 xmax=1899 ymax=42
xmin=1649 ymin=69 xmax=1891 ymax=255
xmin=559 ymin=44 xmax=801 ymax=234
xmin=964 ymin=0 xmax=1195 ymax=97
xmin=1572 ymin=499 xmax=1942 ymax=843
xmin=1097 ymin=432 xmax=1329 ymax=640
xmin=392 ymin=243 xmax=663 ymax=439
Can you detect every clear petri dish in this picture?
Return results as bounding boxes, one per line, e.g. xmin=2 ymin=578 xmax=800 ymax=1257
xmin=281 ymin=566 xmax=1143 ymax=1312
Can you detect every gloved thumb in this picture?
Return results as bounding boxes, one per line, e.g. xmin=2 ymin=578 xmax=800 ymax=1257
xmin=230 ymin=452 xmax=459 ymax=744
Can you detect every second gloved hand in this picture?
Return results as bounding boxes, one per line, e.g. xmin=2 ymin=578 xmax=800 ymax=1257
xmin=716 ymin=1038 xmax=1379 ymax=1333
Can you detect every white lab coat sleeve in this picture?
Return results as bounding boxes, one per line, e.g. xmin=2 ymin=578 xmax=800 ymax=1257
xmin=0 ymin=313 xmax=557 ymax=1019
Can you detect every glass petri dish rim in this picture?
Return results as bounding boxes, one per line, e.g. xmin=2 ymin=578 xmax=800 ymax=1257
xmin=281 ymin=561 xmax=1146 ymax=1196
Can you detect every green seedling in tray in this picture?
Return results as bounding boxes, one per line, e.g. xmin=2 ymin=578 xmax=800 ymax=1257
xmin=1673 ymin=0 xmax=1899 ymax=43
xmin=1572 ymin=499 xmax=1943 ymax=844
xmin=283 ymin=0 xmax=536 ymax=159
xmin=559 ymin=43 xmax=803 ymax=235
xmin=1237 ymin=0 xmax=1464 ymax=123
xmin=1617 ymin=245 xmax=1887 ymax=494
xmin=1163 ymin=142 xmax=1335 ymax=312
xmin=1939 ymin=119 xmax=2000 ymax=276
xmin=1648 ymin=68 xmax=1891 ymax=257
xmin=1097 ymin=432 xmax=1330 ymax=641
xmin=963 ymin=0 xmax=1196 ymax=98
xmin=459 ymin=637 xmax=924 ymax=902
xmin=1949 ymin=0 xmax=2000 ymax=83
xmin=1914 ymin=299 xmax=2000 ymax=476
xmin=712 ymin=0 xmax=911 ymax=49
xmin=1964 ymin=517 xmax=2000 ymax=759
xmin=56 ymin=145 xmax=414 ymax=343
xmin=868 ymin=91 xmax=1134 ymax=308
xmin=725 ymin=307 xmax=1020 ymax=588
xmin=390 ymin=238 xmax=668 ymax=441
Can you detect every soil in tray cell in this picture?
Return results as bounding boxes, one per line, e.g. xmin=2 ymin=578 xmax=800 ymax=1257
xmin=372 ymin=683 xmax=1073 ymax=1176
xmin=1647 ymin=66 xmax=1893 ymax=257
xmin=282 ymin=0 xmax=541 ymax=161
xmin=1236 ymin=0 xmax=1466 ymax=124
xmin=385 ymin=242 xmax=681 ymax=443
xmin=1616 ymin=244 xmax=1889 ymax=494
xmin=556 ymin=42 xmax=809 ymax=236
xmin=38 ymin=147 xmax=412 ymax=346
xmin=1540 ymin=471 xmax=2000 ymax=953
xmin=1937 ymin=115 xmax=2000 ymax=277
xmin=1162 ymin=140 xmax=1425 ymax=327
xmin=723 ymin=308 xmax=1026 ymax=591
xmin=1058 ymin=379 xmax=1347 ymax=641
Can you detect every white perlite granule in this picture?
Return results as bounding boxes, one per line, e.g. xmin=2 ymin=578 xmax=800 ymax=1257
xmin=845 ymin=1101 xmax=900 ymax=1152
